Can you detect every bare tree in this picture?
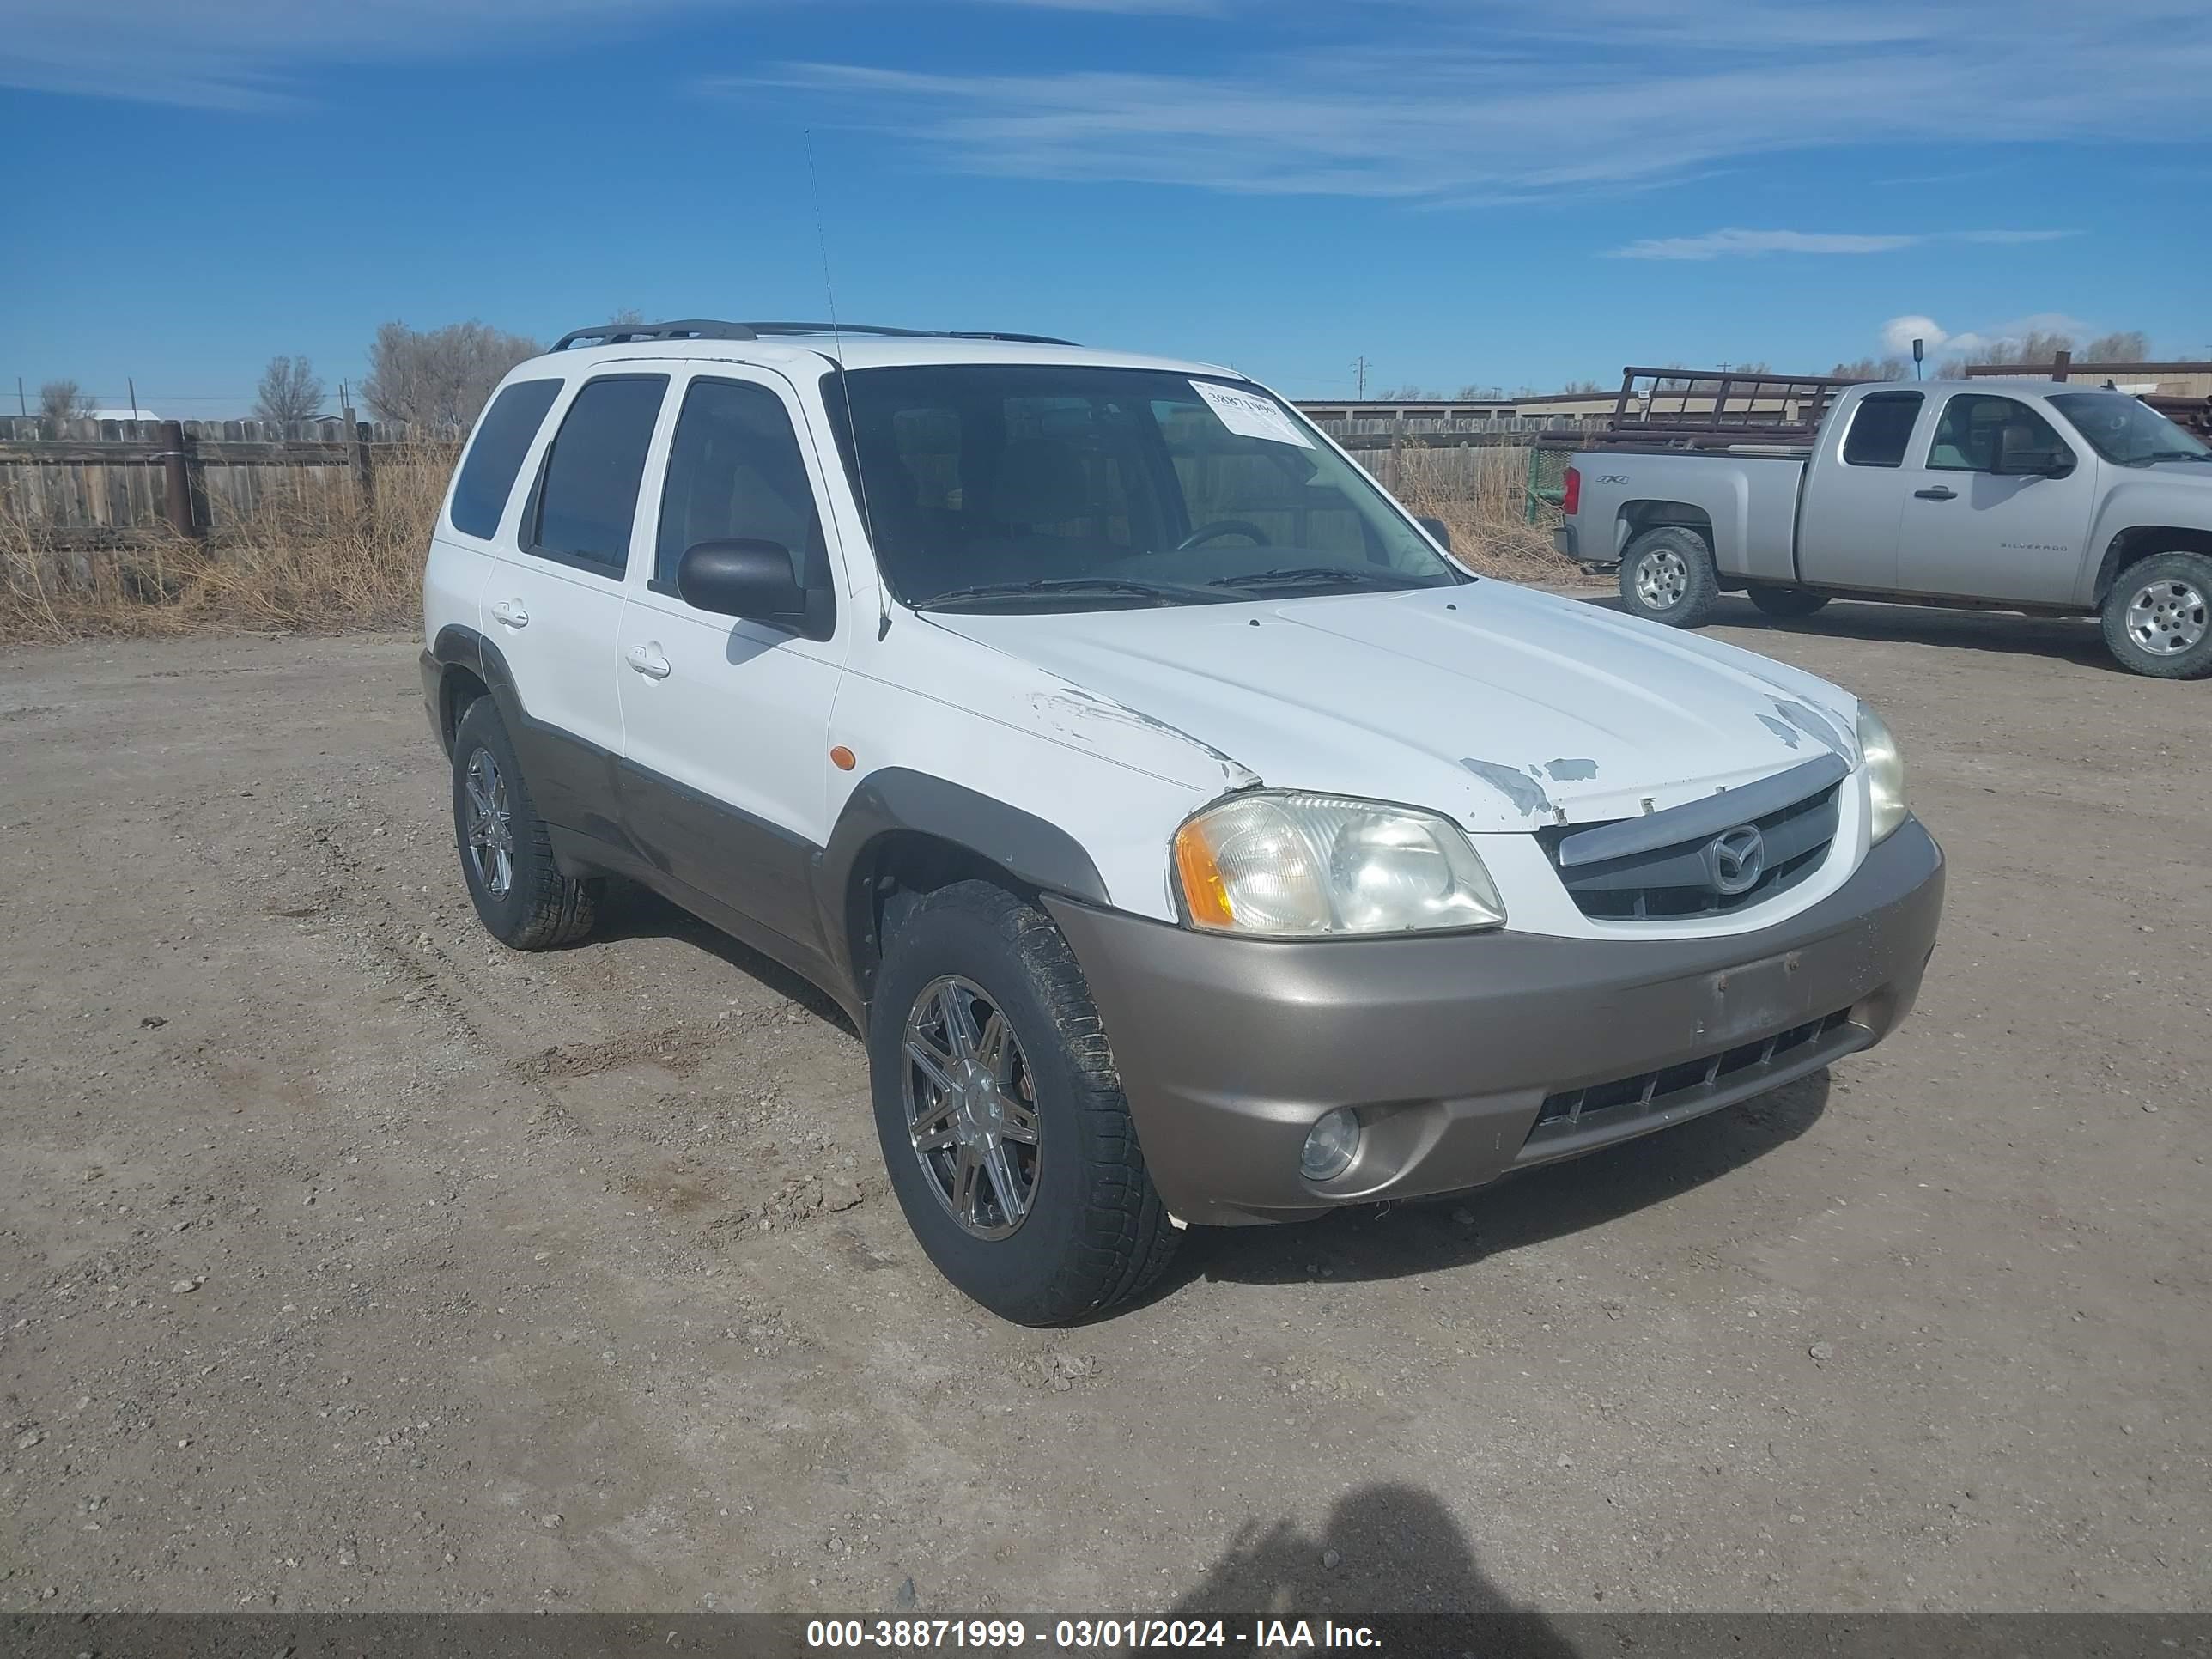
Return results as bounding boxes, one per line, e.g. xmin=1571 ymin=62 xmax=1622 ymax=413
xmin=1830 ymin=356 xmax=1910 ymax=381
xmin=254 ymin=355 xmax=325 ymax=426
xmin=2086 ymin=331 xmax=2150 ymax=363
xmin=607 ymin=307 xmax=646 ymax=327
xmin=361 ymin=320 xmax=544 ymax=428
xmin=39 ymin=380 xmax=94 ymax=422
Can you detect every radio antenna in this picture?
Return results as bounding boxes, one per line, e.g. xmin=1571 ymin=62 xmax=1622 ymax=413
xmin=807 ymin=129 xmax=890 ymax=638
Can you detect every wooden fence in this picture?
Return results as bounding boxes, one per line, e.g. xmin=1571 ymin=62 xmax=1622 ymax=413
xmin=0 ymin=417 xmax=463 ymax=544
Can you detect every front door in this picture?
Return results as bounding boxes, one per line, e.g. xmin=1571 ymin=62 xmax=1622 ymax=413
xmin=1894 ymin=391 xmax=2098 ymax=605
xmin=615 ymin=368 xmax=848 ymax=961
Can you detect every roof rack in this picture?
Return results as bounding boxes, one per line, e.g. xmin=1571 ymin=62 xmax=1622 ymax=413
xmin=551 ymin=319 xmax=1079 ymax=351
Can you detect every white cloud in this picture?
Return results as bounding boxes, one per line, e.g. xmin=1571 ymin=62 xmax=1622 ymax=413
xmin=1614 ymin=229 xmax=1917 ymax=260
xmin=0 ymin=0 xmax=1204 ymax=109
xmin=1612 ymin=227 xmax=2075 ymax=260
xmin=1881 ymin=312 xmax=2097 ymax=358
xmin=723 ymin=0 xmax=2212 ymax=201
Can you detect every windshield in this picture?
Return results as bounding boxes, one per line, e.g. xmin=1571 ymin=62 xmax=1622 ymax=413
xmin=2049 ymin=392 xmax=2210 ymax=466
xmin=821 ymin=363 xmax=1466 ymax=610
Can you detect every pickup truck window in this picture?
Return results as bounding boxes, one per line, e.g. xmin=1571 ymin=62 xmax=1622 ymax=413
xmin=823 ymin=364 xmax=1462 ymax=610
xmin=1840 ymin=391 xmax=1923 ymax=468
xmin=1926 ymin=395 xmax=2067 ymax=474
xmin=2049 ymin=392 xmax=2211 ymax=467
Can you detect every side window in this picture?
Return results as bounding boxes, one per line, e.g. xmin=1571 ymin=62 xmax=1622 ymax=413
xmin=448 ymin=379 xmax=560 ymax=538
xmin=1839 ymin=391 xmax=1923 ymax=468
xmin=1926 ymin=394 xmax=2064 ymax=473
xmin=654 ymin=378 xmax=828 ymax=594
xmin=527 ymin=374 xmax=668 ymax=574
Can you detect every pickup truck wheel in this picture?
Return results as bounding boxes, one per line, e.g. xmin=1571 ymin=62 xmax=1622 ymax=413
xmin=1747 ymin=584 xmax=1830 ymax=620
xmin=2102 ymin=553 xmax=2212 ymax=679
xmin=866 ymin=879 xmax=1178 ymax=1325
xmin=450 ymin=698 xmax=600 ymax=949
xmin=1620 ymin=526 xmax=1720 ymax=628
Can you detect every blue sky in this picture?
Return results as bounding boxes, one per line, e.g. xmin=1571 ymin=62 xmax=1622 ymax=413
xmin=4 ymin=0 xmax=2208 ymax=416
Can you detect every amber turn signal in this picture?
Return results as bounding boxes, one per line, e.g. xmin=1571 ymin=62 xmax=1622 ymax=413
xmin=1172 ymin=819 xmax=1235 ymax=928
xmin=830 ymin=745 xmax=856 ymax=772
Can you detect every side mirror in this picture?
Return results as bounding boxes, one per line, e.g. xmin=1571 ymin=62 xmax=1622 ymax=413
xmin=1416 ymin=515 xmax=1454 ymax=552
xmin=676 ymin=538 xmax=808 ymax=628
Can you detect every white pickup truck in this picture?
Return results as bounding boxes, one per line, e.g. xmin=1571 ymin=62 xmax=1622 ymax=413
xmin=1555 ymin=379 xmax=2212 ymax=678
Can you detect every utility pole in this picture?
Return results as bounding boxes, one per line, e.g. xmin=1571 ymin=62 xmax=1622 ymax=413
xmin=128 ymin=378 xmax=139 ymax=419
xmin=1353 ymin=356 xmax=1370 ymax=399
xmin=15 ymin=377 xmax=24 ymax=417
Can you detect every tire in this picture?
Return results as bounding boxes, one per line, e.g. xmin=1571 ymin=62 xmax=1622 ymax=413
xmin=1619 ymin=526 xmax=1720 ymax=628
xmin=866 ymin=880 xmax=1178 ymax=1325
xmin=2100 ymin=552 xmax=2212 ymax=679
xmin=450 ymin=697 xmax=600 ymax=950
xmin=1747 ymin=584 xmax=1830 ymax=620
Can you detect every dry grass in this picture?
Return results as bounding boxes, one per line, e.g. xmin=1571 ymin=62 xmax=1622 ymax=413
xmin=0 ymin=446 xmax=451 ymax=645
xmin=1382 ymin=441 xmax=1593 ymax=586
xmin=2 ymin=436 xmax=1591 ymax=646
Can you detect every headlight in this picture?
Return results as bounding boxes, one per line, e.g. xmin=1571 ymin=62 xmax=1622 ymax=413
xmin=1856 ymin=704 xmax=1909 ymax=842
xmin=1172 ymin=792 xmax=1505 ymax=936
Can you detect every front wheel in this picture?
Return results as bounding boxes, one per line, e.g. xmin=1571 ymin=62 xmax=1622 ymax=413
xmin=1747 ymin=584 xmax=1830 ymax=620
xmin=1619 ymin=526 xmax=1720 ymax=628
xmin=2101 ymin=552 xmax=2212 ymax=678
xmin=866 ymin=880 xmax=1177 ymax=1325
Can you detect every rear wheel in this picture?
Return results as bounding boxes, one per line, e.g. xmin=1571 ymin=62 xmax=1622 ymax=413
xmin=451 ymin=698 xmax=600 ymax=949
xmin=1619 ymin=526 xmax=1720 ymax=628
xmin=2101 ymin=552 xmax=2212 ymax=678
xmin=867 ymin=880 xmax=1177 ymax=1325
xmin=1747 ymin=584 xmax=1831 ymax=620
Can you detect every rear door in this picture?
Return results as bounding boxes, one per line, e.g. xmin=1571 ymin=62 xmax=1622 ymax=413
xmin=485 ymin=372 xmax=667 ymax=839
xmin=614 ymin=367 xmax=848 ymax=962
xmin=1794 ymin=389 xmax=1924 ymax=590
xmin=1894 ymin=392 xmax=2097 ymax=604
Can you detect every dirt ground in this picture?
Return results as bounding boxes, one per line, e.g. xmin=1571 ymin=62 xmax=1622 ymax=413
xmin=1 ymin=595 xmax=2206 ymax=1620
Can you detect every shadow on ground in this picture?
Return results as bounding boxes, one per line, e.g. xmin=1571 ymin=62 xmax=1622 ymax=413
xmin=1571 ymin=590 xmax=2113 ymax=670
xmin=1156 ymin=1481 xmax=1576 ymax=1649
xmin=590 ymin=882 xmax=859 ymax=1035
xmin=1176 ymin=1070 xmax=1827 ymax=1292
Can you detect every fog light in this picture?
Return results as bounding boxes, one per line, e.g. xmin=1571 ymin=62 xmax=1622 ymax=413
xmin=1299 ymin=1108 xmax=1360 ymax=1182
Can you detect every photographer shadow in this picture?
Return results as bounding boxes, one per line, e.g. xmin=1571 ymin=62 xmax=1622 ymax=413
xmin=1155 ymin=1482 xmax=1577 ymax=1654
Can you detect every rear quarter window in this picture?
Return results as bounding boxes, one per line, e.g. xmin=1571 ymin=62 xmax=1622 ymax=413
xmin=1840 ymin=391 xmax=1923 ymax=468
xmin=447 ymin=379 xmax=562 ymax=538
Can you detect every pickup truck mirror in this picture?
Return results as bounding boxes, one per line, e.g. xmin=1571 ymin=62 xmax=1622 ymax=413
xmin=1996 ymin=428 xmax=2075 ymax=479
xmin=1416 ymin=515 xmax=1454 ymax=552
xmin=677 ymin=538 xmax=809 ymax=627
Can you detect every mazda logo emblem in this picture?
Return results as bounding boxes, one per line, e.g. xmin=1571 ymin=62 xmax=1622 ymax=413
xmin=1708 ymin=825 xmax=1765 ymax=895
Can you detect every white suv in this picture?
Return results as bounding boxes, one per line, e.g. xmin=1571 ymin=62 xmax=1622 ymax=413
xmin=421 ymin=319 xmax=1944 ymax=1324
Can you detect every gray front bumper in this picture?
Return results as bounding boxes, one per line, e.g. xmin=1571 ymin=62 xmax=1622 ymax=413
xmin=1047 ymin=818 xmax=1943 ymax=1225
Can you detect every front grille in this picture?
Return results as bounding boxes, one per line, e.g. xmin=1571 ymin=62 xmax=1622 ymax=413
xmin=1540 ymin=781 xmax=1839 ymax=921
xmin=1532 ymin=1007 xmax=1852 ymax=1130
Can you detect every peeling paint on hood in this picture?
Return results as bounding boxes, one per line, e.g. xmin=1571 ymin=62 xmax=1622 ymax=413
xmin=928 ymin=582 xmax=1865 ymax=831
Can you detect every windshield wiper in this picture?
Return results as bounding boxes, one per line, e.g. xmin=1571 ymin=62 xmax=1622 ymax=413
xmin=1208 ymin=565 xmax=1425 ymax=592
xmin=917 ymin=576 xmax=1220 ymax=611
xmin=2140 ymin=449 xmax=2212 ymax=463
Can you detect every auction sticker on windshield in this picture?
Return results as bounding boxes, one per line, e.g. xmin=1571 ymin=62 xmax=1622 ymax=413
xmin=1193 ymin=380 xmax=1313 ymax=448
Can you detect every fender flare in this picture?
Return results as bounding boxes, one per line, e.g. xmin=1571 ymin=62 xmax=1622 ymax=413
xmin=813 ymin=768 xmax=1112 ymax=1004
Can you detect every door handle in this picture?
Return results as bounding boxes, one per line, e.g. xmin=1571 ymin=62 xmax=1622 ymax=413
xmin=1913 ymin=486 xmax=1958 ymax=501
xmin=490 ymin=599 xmax=530 ymax=628
xmin=625 ymin=643 xmax=672 ymax=680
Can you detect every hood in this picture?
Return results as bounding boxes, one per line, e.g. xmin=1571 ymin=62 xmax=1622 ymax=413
xmin=929 ymin=582 xmax=1863 ymax=832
